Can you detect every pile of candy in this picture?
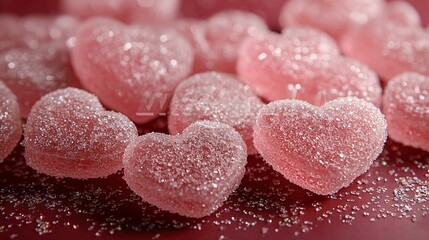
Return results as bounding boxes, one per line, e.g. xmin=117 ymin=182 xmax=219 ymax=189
xmin=0 ymin=0 xmax=428 ymax=219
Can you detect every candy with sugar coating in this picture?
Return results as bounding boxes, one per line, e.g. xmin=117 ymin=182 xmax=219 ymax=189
xmin=0 ymin=81 xmax=22 ymax=162
xmin=123 ymin=121 xmax=247 ymax=218
xmin=24 ymin=88 xmax=138 ymax=179
xmin=0 ymin=41 xmax=78 ymax=118
xmin=176 ymin=11 xmax=268 ymax=74
xmin=385 ymin=1 xmax=421 ymax=27
xmin=237 ymin=31 xmax=382 ymax=106
xmin=62 ymin=0 xmax=179 ymax=25
xmin=169 ymin=72 xmax=264 ymax=154
xmin=254 ymin=97 xmax=387 ymax=195
xmin=71 ymin=17 xmax=193 ymax=124
xmin=383 ymin=72 xmax=429 ymax=152
xmin=341 ymin=19 xmax=429 ymax=81
xmin=280 ymin=0 xmax=384 ymax=40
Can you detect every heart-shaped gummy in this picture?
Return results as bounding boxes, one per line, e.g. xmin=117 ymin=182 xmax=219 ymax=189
xmin=254 ymin=97 xmax=387 ymax=195
xmin=175 ymin=10 xmax=268 ymax=74
xmin=168 ymin=72 xmax=264 ymax=154
xmin=237 ymin=29 xmax=382 ymax=106
xmin=280 ymin=0 xmax=384 ymax=40
xmin=24 ymin=88 xmax=138 ymax=179
xmin=62 ymin=0 xmax=179 ymax=25
xmin=0 ymin=41 xmax=78 ymax=118
xmin=0 ymin=81 xmax=22 ymax=162
xmin=383 ymin=72 xmax=429 ymax=152
xmin=341 ymin=19 xmax=429 ymax=81
xmin=123 ymin=121 xmax=247 ymax=218
xmin=71 ymin=17 xmax=193 ymax=124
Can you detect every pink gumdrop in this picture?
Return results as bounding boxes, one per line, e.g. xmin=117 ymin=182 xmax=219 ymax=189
xmin=385 ymin=1 xmax=421 ymax=27
xmin=180 ymin=0 xmax=288 ymax=30
xmin=254 ymin=97 xmax=387 ymax=195
xmin=71 ymin=17 xmax=193 ymax=124
xmin=61 ymin=0 xmax=179 ymax=25
xmin=123 ymin=121 xmax=247 ymax=218
xmin=0 ymin=81 xmax=22 ymax=162
xmin=24 ymin=88 xmax=138 ymax=179
xmin=280 ymin=0 xmax=384 ymax=40
xmin=169 ymin=72 xmax=264 ymax=155
xmin=341 ymin=20 xmax=429 ymax=81
xmin=383 ymin=72 xmax=429 ymax=152
xmin=0 ymin=41 xmax=79 ymax=118
xmin=237 ymin=30 xmax=382 ymax=106
xmin=0 ymin=14 xmax=79 ymax=53
xmin=176 ymin=11 xmax=268 ymax=74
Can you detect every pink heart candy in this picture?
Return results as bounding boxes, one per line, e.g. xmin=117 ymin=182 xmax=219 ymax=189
xmin=280 ymin=0 xmax=384 ymax=40
xmin=0 ymin=81 xmax=22 ymax=162
xmin=123 ymin=121 xmax=247 ymax=218
xmin=61 ymin=0 xmax=179 ymax=25
xmin=383 ymin=72 xmax=429 ymax=152
xmin=0 ymin=41 xmax=78 ymax=118
xmin=237 ymin=29 xmax=382 ymax=106
xmin=24 ymin=88 xmax=138 ymax=179
xmin=175 ymin=10 xmax=268 ymax=74
xmin=71 ymin=17 xmax=193 ymax=124
xmin=341 ymin=19 xmax=429 ymax=81
xmin=254 ymin=97 xmax=387 ymax=195
xmin=168 ymin=72 xmax=264 ymax=155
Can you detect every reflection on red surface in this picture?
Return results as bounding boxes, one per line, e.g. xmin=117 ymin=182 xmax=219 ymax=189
xmin=1 ymin=118 xmax=428 ymax=240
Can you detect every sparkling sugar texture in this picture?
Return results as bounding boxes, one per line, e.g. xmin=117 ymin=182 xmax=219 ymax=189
xmin=0 ymin=41 xmax=78 ymax=118
xmin=123 ymin=121 xmax=247 ymax=218
xmin=0 ymin=81 xmax=21 ymax=162
xmin=168 ymin=72 xmax=264 ymax=155
xmin=383 ymin=72 xmax=429 ymax=152
xmin=61 ymin=0 xmax=179 ymax=25
xmin=341 ymin=19 xmax=429 ymax=81
xmin=175 ymin=10 xmax=268 ymax=74
xmin=237 ymin=30 xmax=382 ymax=106
xmin=0 ymin=14 xmax=79 ymax=53
xmin=254 ymin=97 xmax=387 ymax=195
xmin=24 ymin=88 xmax=138 ymax=179
xmin=71 ymin=17 xmax=193 ymax=124
xmin=280 ymin=0 xmax=384 ymax=40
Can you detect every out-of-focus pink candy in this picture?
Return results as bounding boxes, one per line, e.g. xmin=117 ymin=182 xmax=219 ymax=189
xmin=71 ymin=18 xmax=193 ymax=124
xmin=385 ymin=1 xmax=421 ymax=27
xmin=237 ymin=29 xmax=382 ymax=106
xmin=0 ymin=81 xmax=21 ymax=162
xmin=0 ymin=41 xmax=78 ymax=118
xmin=169 ymin=72 xmax=264 ymax=154
xmin=61 ymin=0 xmax=179 ymax=25
xmin=254 ymin=97 xmax=387 ymax=195
xmin=341 ymin=20 xmax=429 ymax=81
xmin=24 ymin=88 xmax=138 ymax=179
xmin=180 ymin=0 xmax=288 ymax=30
xmin=176 ymin=11 xmax=268 ymax=74
xmin=0 ymin=14 xmax=79 ymax=53
xmin=123 ymin=121 xmax=247 ymax=218
xmin=280 ymin=0 xmax=384 ymax=40
xmin=383 ymin=72 xmax=429 ymax=152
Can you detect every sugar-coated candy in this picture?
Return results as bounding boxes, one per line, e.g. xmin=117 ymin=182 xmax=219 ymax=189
xmin=24 ymin=88 xmax=138 ymax=179
xmin=385 ymin=1 xmax=421 ymax=27
xmin=176 ymin=11 xmax=268 ymax=74
xmin=169 ymin=72 xmax=264 ymax=154
xmin=71 ymin=17 xmax=193 ymax=124
xmin=237 ymin=30 xmax=382 ymax=106
xmin=123 ymin=121 xmax=247 ymax=218
xmin=254 ymin=97 xmax=387 ymax=195
xmin=383 ymin=72 xmax=429 ymax=152
xmin=0 ymin=41 xmax=78 ymax=118
xmin=0 ymin=81 xmax=22 ymax=162
xmin=61 ymin=0 xmax=179 ymax=25
xmin=0 ymin=14 xmax=79 ymax=53
xmin=180 ymin=0 xmax=288 ymax=30
xmin=280 ymin=0 xmax=384 ymax=40
xmin=341 ymin=19 xmax=429 ymax=81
